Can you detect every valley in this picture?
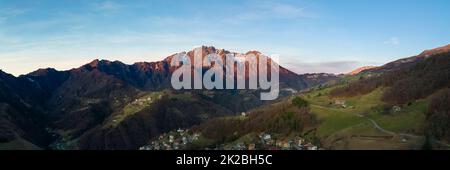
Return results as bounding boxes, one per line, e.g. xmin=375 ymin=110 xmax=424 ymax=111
xmin=139 ymin=44 xmax=450 ymax=150
xmin=1 ymin=45 xmax=449 ymax=150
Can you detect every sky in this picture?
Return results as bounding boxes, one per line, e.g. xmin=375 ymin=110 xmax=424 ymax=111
xmin=0 ymin=0 xmax=449 ymax=76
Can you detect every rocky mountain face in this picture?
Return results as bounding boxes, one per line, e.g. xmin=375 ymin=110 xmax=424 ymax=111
xmin=0 ymin=46 xmax=334 ymax=150
xmin=164 ymin=46 xmax=311 ymax=90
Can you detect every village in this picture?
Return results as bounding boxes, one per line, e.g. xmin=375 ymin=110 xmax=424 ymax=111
xmin=217 ymin=132 xmax=319 ymax=150
xmin=139 ymin=129 xmax=201 ymax=150
xmin=139 ymin=129 xmax=319 ymax=150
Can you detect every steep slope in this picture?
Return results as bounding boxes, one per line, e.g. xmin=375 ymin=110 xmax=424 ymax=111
xmin=331 ymin=50 xmax=450 ymax=105
xmin=0 ymin=70 xmax=51 ymax=149
xmin=361 ymin=44 xmax=450 ymax=74
xmin=77 ymin=91 xmax=232 ymax=149
xmin=347 ymin=66 xmax=378 ymax=75
xmin=140 ymin=96 xmax=318 ymax=150
xmin=316 ymin=47 xmax=450 ymax=149
xmin=22 ymin=68 xmax=70 ymax=101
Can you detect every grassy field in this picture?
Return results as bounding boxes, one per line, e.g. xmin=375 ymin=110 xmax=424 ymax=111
xmin=368 ymin=100 xmax=426 ymax=134
xmin=106 ymin=91 xmax=164 ymax=127
xmin=302 ymin=84 xmax=428 ymax=149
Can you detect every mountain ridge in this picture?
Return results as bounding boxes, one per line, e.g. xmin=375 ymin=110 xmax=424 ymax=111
xmin=359 ymin=44 xmax=450 ymax=74
xmin=1 ymin=44 xmax=449 ymax=150
xmin=1 ymin=46 xmax=337 ymax=149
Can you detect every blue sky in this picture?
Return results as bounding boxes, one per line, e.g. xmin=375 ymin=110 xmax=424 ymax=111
xmin=0 ymin=0 xmax=449 ymax=75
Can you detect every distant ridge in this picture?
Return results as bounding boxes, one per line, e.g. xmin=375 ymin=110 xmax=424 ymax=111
xmin=360 ymin=44 xmax=450 ymax=74
xmin=347 ymin=66 xmax=378 ymax=75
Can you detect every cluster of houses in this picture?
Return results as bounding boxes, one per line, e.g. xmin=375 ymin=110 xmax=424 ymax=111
xmin=139 ymin=129 xmax=200 ymax=150
xmin=256 ymin=132 xmax=318 ymax=150
xmin=140 ymin=130 xmax=319 ymax=150
xmin=130 ymin=93 xmax=163 ymax=107
xmin=211 ymin=132 xmax=319 ymax=150
xmin=132 ymin=97 xmax=153 ymax=106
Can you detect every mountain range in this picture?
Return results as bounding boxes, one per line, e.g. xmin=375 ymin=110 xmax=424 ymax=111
xmin=0 ymin=46 xmax=337 ymax=149
xmin=142 ymin=44 xmax=450 ymax=150
xmin=0 ymin=44 xmax=449 ymax=150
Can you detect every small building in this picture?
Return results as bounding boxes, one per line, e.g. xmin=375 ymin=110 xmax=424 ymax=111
xmin=282 ymin=142 xmax=290 ymax=149
xmin=248 ymin=143 xmax=256 ymax=150
xmin=241 ymin=112 xmax=247 ymax=117
xmin=393 ymin=106 xmax=401 ymax=112
xmin=263 ymin=134 xmax=271 ymax=141
xmin=193 ymin=133 xmax=200 ymax=140
xmin=169 ymin=135 xmax=174 ymax=143
xmin=182 ymin=137 xmax=188 ymax=145
xmin=334 ymin=99 xmax=346 ymax=108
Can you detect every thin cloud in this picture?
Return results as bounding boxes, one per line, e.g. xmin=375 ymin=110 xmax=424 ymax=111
xmin=222 ymin=1 xmax=315 ymax=24
xmin=384 ymin=37 xmax=400 ymax=45
xmin=93 ymin=1 xmax=123 ymax=11
xmin=0 ymin=33 xmax=21 ymax=45
xmin=0 ymin=16 xmax=6 ymax=23
xmin=0 ymin=8 xmax=25 ymax=24
xmin=271 ymin=3 xmax=305 ymax=16
xmin=283 ymin=61 xmax=363 ymax=74
xmin=0 ymin=31 xmax=219 ymax=76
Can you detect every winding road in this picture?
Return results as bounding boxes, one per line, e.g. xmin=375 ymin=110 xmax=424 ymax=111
xmin=311 ymin=104 xmax=449 ymax=147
